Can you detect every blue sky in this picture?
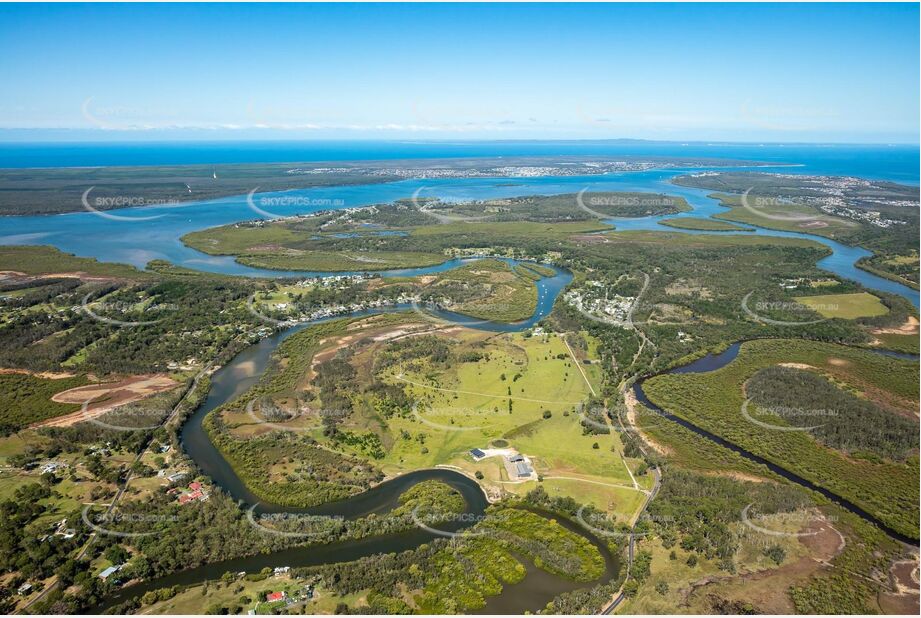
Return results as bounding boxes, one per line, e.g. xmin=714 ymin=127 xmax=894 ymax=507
xmin=0 ymin=2 xmax=918 ymax=143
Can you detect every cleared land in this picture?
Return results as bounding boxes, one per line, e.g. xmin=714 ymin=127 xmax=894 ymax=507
xmin=793 ymin=292 xmax=889 ymax=319
xmin=38 ymin=374 xmax=180 ymax=427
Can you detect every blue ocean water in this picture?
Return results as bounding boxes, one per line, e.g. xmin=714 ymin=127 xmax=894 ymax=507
xmin=0 ymin=140 xmax=918 ymax=184
xmin=0 ymin=142 xmax=917 ymax=307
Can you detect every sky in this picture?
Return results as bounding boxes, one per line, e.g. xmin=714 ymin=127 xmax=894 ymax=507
xmin=0 ymin=2 xmax=918 ymax=143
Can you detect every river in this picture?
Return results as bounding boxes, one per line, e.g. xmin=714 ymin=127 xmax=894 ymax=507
xmin=10 ymin=160 xmax=914 ymax=608
xmin=95 ymin=263 xmax=614 ymax=614
xmin=631 ymin=342 xmax=919 ymax=546
xmin=0 ymin=168 xmax=917 ymax=307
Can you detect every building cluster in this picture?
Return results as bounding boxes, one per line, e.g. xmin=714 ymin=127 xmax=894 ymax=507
xmin=469 ymin=447 xmax=537 ymax=480
xmin=564 ymin=282 xmax=635 ymax=324
xmin=38 ymin=517 xmax=76 ymax=543
xmin=814 ymin=197 xmax=907 ymax=228
xmin=286 ymin=161 xmax=662 ymax=179
xmin=167 ymin=480 xmax=209 ymax=505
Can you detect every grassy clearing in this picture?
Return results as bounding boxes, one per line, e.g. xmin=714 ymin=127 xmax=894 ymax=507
xmin=793 ymin=292 xmax=889 ymax=319
xmin=708 ymin=193 xmax=860 ymax=238
xmin=237 ymin=249 xmax=446 ymax=271
xmin=602 ymin=230 xmax=827 ymax=251
xmin=658 ymin=217 xmax=755 ymax=232
xmin=0 ymin=245 xmax=149 ymax=279
xmin=182 ymin=224 xmax=305 ymax=255
xmin=379 ymin=332 xmax=593 ymax=470
xmin=411 ymin=220 xmax=609 ymax=238
xmin=370 ymin=329 xmax=647 ymax=519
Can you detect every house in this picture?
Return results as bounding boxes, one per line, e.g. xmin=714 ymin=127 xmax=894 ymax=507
xmin=508 ymin=454 xmax=525 ymax=463
xmin=40 ymin=461 xmax=66 ymax=475
xmin=178 ymin=489 xmax=203 ymax=504
xmin=469 ymin=448 xmax=486 ymax=460
xmin=515 ymin=462 xmax=533 ymax=478
xmin=99 ymin=564 xmax=124 ymax=580
xmin=177 ymin=481 xmax=208 ymax=504
xmin=273 ymin=566 xmax=290 ymax=575
xmin=266 ymin=591 xmax=287 ymax=603
xmin=17 ymin=583 xmax=32 ymax=595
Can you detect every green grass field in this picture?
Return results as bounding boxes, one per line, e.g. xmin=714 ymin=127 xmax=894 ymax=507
xmin=381 ymin=332 xmax=592 ymax=467
xmin=0 ymin=245 xmax=149 ymax=279
xmin=237 ymin=249 xmax=446 ymax=271
xmin=793 ymin=292 xmax=889 ymax=319
xmin=708 ymin=193 xmax=861 ymax=238
xmin=375 ymin=330 xmax=649 ymax=519
xmin=658 ymin=217 xmax=755 ymax=232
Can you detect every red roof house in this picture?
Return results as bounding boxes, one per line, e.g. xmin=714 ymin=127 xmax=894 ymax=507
xmin=266 ymin=591 xmax=287 ymax=603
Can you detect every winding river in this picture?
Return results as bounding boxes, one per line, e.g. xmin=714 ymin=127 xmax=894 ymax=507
xmin=96 ymin=262 xmax=619 ymax=614
xmin=0 ymin=168 xmax=917 ymax=307
xmin=15 ymin=167 xmax=913 ymax=609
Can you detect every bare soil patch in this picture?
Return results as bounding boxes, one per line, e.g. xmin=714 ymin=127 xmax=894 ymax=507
xmin=0 ymin=367 xmax=76 ymax=380
xmin=34 ymin=374 xmax=179 ymax=427
xmin=872 ymin=315 xmax=920 ymax=336
xmin=688 ymin=514 xmax=844 ymax=613
xmin=624 ymin=389 xmax=672 ymax=455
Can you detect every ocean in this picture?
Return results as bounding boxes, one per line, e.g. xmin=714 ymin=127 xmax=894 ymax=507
xmin=0 ymin=140 xmax=918 ymax=184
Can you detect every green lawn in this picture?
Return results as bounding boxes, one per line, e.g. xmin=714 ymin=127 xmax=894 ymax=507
xmin=793 ymin=292 xmax=889 ymax=319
